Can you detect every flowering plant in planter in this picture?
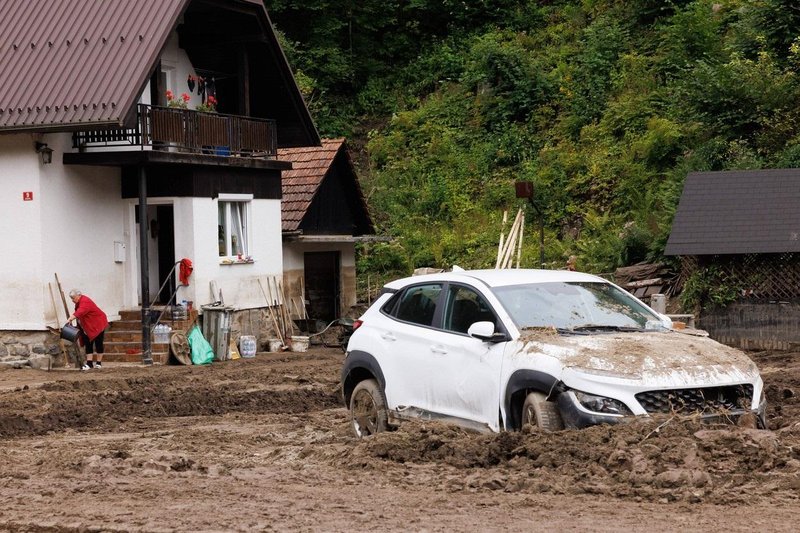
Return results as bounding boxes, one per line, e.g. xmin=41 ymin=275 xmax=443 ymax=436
xmin=166 ymin=90 xmax=191 ymax=109
xmin=195 ymin=95 xmax=218 ymax=113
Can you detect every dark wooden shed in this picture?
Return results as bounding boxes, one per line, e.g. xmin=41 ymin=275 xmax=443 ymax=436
xmin=666 ymin=168 xmax=800 ymax=349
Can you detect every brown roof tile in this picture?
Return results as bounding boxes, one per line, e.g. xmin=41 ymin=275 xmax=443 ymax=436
xmin=278 ymin=138 xmax=344 ymax=231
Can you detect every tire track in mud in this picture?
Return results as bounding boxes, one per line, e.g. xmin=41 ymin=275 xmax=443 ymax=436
xmin=0 ymin=373 xmax=341 ymax=439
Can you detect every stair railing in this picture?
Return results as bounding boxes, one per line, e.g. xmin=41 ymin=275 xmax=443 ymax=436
xmin=149 ymin=261 xmax=189 ymax=333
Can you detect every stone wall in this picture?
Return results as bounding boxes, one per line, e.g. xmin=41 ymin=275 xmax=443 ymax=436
xmin=700 ymin=301 xmax=800 ymax=351
xmin=0 ymin=330 xmax=72 ymax=369
xmin=227 ymin=307 xmax=282 ymax=352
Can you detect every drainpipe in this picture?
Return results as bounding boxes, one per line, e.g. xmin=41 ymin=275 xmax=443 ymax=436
xmin=138 ymin=165 xmax=153 ymax=365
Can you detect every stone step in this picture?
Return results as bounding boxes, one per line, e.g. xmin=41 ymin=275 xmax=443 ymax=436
xmin=101 ymin=351 xmax=170 ymax=364
xmin=118 ymin=308 xmax=195 ymax=321
xmin=103 ymin=340 xmax=170 ymax=354
xmin=105 ymin=331 xmax=182 ymax=342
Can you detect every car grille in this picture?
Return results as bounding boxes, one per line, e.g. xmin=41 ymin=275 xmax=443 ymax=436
xmin=635 ymin=385 xmax=754 ymax=415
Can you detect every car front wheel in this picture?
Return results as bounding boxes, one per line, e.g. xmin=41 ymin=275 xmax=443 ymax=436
xmin=349 ymin=378 xmax=388 ymax=438
xmin=522 ymin=392 xmax=564 ymax=431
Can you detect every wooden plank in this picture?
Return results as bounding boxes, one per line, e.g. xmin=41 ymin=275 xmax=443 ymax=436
xmin=625 ymin=278 xmax=663 ymax=288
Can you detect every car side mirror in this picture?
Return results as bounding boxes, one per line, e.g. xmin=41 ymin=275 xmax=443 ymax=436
xmin=468 ymin=321 xmax=505 ymax=342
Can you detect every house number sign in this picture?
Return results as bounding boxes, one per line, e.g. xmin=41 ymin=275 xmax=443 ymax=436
xmin=22 ymin=192 xmax=33 ymax=201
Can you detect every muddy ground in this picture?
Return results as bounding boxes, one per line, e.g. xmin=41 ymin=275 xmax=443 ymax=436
xmin=0 ymin=348 xmax=799 ymax=532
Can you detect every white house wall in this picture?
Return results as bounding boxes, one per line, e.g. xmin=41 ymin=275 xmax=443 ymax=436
xmin=208 ymin=198 xmax=284 ymax=310
xmin=0 ymin=132 xmax=124 ymax=330
xmin=134 ymin=197 xmax=284 ymax=311
xmin=0 ymin=134 xmax=47 ymax=329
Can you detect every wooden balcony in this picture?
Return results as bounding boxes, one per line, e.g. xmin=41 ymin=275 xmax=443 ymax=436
xmin=73 ymin=104 xmax=277 ymax=159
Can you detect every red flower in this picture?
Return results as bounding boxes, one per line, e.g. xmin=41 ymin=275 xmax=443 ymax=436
xmin=165 ymin=90 xmax=174 ymax=100
xmin=208 ymin=95 xmax=217 ymax=105
xmin=181 ymin=93 xmax=191 ymax=102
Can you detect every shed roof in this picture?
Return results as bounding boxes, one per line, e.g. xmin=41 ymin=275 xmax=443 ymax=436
xmin=665 ymin=168 xmax=800 ymax=255
xmin=0 ymin=0 xmax=188 ymax=132
xmin=278 ymin=139 xmax=373 ymax=234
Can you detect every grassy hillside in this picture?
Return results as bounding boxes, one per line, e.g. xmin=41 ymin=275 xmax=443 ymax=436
xmin=266 ymin=0 xmax=800 ymax=283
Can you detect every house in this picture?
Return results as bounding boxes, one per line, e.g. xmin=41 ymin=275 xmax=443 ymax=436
xmin=279 ymin=139 xmax=374 ymax=326
xmin=665 ymin=168 xmax=800 ymax=349
xmin=0 ymin=0 xmax=320 ymax=364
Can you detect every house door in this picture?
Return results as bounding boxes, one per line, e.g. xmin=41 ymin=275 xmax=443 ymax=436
xmin=304 ymin=251 xmax=340 ymax=322
xmin=134 ymin=204 xmax=175 ymax=305
xmin=156 ymin=205 xmax=176 ymax=303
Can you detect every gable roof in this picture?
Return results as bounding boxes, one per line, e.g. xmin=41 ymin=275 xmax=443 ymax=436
xmin=0 ymin=0 xmax=319 ymax=145
xmin=0 ymin=0 xmax=188 ymax=132
xmin=665 ymin=168 xmax=800 ymax=256
xmin=279 ymin=139 xmax=373 ymax=234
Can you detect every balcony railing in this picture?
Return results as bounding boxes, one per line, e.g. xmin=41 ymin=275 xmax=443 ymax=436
xmin=73 ymin=104 xmax=277 ymax=159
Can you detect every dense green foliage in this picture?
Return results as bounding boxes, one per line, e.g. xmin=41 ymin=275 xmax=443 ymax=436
xmin=267 ymin=0 xmax=800 ymax=286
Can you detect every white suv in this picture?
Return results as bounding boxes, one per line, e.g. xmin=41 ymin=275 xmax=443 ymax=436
xmin=341 ymin=269 xmax=766 ymax=437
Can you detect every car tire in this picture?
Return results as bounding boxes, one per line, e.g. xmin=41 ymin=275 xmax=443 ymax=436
xmin=349 ymin=378 xmax=389 ymax=438
xmin=522 ymin=392 xmax=564 ymax=431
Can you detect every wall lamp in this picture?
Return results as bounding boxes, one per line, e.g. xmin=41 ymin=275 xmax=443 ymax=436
xmin=35 ymin=142 xmax=53 ymax=165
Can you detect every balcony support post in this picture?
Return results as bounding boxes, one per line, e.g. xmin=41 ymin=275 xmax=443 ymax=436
xmin=137 ymin=165 xmax=153 ymax=365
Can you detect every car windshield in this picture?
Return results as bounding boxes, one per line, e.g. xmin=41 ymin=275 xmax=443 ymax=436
xmin=491 ymin=281 xmax=665 ymax=332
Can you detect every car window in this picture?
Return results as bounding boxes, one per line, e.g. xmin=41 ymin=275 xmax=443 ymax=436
xmin=391 ymin=284 xmax=442 ymax=327
xmin=442 ymin=285 xmax=497 ymax=334
xmin=492 ymin=281 xmax=661 ymax=330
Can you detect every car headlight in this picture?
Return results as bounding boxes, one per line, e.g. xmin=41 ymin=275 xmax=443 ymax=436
xmin=574 ymin=391 xmax=632 ymax=416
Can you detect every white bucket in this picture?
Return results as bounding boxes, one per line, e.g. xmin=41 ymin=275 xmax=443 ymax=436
xmin=290 ymin=335 xmax=309 ymax=353
xmin=239 ymin=335 xmax=257 ymax=358
xmin=268 ymin=339 xmax=283 ymax=352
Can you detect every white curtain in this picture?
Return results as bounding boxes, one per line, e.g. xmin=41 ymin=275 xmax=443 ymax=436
xmin=230 ymin=202 xmax=247 ymax=256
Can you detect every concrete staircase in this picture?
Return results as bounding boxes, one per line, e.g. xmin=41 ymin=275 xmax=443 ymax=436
xmin=103 ymin=309 xmax=196 ymax=364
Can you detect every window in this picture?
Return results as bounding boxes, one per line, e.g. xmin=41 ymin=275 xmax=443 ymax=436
xmin=442 ymin=285 xmax=497 ymax=334
xmin=390 ymin=284 xmax=442 ymax=327
xmin=218 ymin=197 xmax=251 ymax=258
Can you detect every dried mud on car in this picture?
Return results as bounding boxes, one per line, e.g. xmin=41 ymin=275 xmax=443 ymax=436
xmin=0 ymin=349 xmax=798 ymax=531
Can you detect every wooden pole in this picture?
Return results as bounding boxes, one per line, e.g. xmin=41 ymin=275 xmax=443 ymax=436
xmin=500 ymin=210 xmax=522 ymax=269
xmin=299 ymin=276 xmax=309 ymax=319
xmin=54 ymin=273 xmax=70 ymax=319
xmin=495 ymin=210 xmax=508 ymax=269
xmin=49 ymin=282 xmax=71 ymax=369
xmin=277 ymin=278 xmax=296 ymax=336
xmin=266 ymin=276 xmax=284 ymax=337
xmin=516 ymin=213 xmax=525 ymax=269
xmin=258 ymin=278 xmax=284 ymax=345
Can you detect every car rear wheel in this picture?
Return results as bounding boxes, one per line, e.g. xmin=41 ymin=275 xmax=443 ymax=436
xmin=522 ymin=392 xmax=564 ymax=431
xmin=349 ymin=379 xmax=388 ymax=438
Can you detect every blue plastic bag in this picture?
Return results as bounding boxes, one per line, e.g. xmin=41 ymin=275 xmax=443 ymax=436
xmin=187 ymin=326 xmax=215 ymax=365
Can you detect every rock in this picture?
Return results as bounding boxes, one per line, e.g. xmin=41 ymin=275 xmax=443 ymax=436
xmin=28 ymin=353 xmax=52 ymax=370
xmin=0 ymin=344 xmax=7 ymax=356
xmin=0 ymin=359 xmax=29 ymax=368
xmin=32 ymin=344 xmax=46 ymax=354
xmin=11 ymin=344 xmax=29 ymax=357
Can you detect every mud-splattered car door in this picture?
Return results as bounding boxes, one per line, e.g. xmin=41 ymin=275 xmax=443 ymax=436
xmin=417 ymin=283 xmax=506 ymax=431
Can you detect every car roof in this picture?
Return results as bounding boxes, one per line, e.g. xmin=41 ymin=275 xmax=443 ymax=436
xmin=383 ymin=269 xmax=608 ymax=290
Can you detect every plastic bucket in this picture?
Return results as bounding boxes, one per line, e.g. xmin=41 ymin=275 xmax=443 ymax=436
xmin=239 ymin=335 xmax=257 ymax=358
xmin=290 ymin=335 xmax=309 ymax=353
xmin=60 ymin=324 xmax=81 ymax=343
xmin=268 ymin=339 xmax=283 ymax=353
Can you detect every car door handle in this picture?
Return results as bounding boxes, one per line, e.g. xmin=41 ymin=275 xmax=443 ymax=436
xmin=430 ymin=345 xmax=448 ymax=354
xmin=381 ymin=332 xmax=397 ymax=342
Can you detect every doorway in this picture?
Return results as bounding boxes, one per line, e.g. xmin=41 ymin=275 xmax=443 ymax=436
xmin=134 ymin=203 xmax=175 ymax=305
xmin=304 ymin=251 xmax=340 ymax=322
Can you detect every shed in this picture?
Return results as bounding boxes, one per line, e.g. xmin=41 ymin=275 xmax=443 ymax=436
xmin=279 ymin=139 xmax=374 ymax=324
xmin=666 ymin=168 xmax=800 ymax=349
